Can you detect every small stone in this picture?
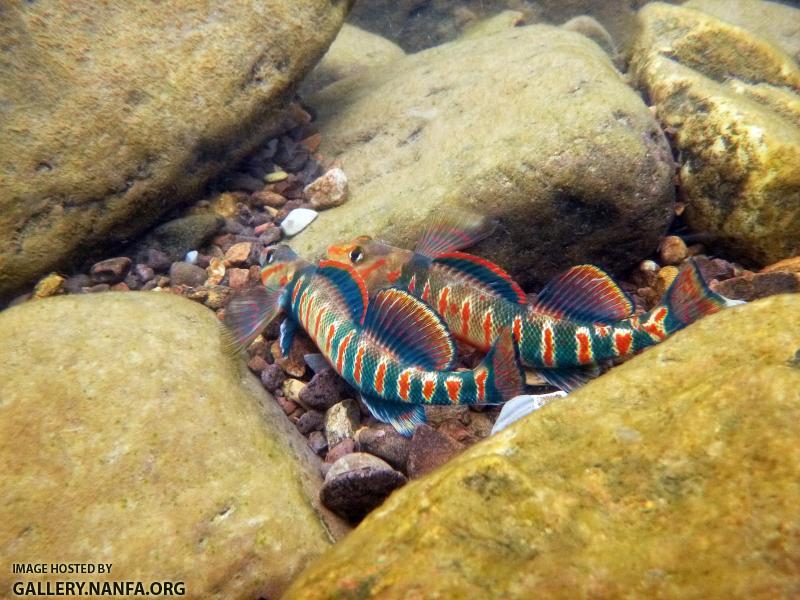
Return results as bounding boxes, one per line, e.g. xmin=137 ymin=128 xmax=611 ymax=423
xmin=320 ymin=453 xmax=406 ymax=523
xmin=265 ymin=170 xmax=289 ymax=183
xmin=227 ymin=268 xmax=250 ymax=290
xmin=467 ymin=412 xmax=494 ymax=440
xmin=258 ymin=224 xmax=282 ymax=246
xmin=280 ymin=208 xmax=318 ymax=237
xmin=33 ymin=273 xmax=65 ymax=298
xmin=64 ymin=274 xmax=91 ymax=294
xmin=209 ymin=192 xmax=240 ymax=218
xmin=325 ymin=438 xmax=355 ymax=464
xmin=169 ymin=262 xmax=207 ymax=287
xmin=275 ymin=394 xmax=298 ymax=416
xmin=247 ymin=355 xmax=268 ymax=374
xmin=437 ymin=419 xmax=473 ymax=444
xmin=203 ymin=285 xmax=232 ymax=310
xmin=297 ymin=410 xmax=325 ymax=435
xmin=355 ymin=424 xmax=411 ymax=472
xmin=303 ymin=168 xmax=349 ymax=209
xmin=206 ymin=257 xmax=226 ymax=286
xmin=110 ymin=282 xmax=130 ymax=292
xmin=270 ymin=336 xmax=313 ymax=378
xmin=224 ymin=242 xmax=252 ymax=267
xmin=300 ymin=133 xmax=322 ymax=154
xmin=298 ymin=368 xmax=343 ymax=411
xmin=761 ymin=256 xmax=800 ymax=275
xmin=713 ymin=271 xmax=800 ymax=302
xmin=654 ymin=266 xmax=679 ymax=298
xmin=307 ymin=431 xmax=328 ymax=456
xmin=659 ymin=236 xmax=688 ymax=266
xmin=260 ymin=364 xmax=286 ymax=392
xmin=325 ymin=399 xmax=360 ymax=449
xmin=631 ymin=259 xmax=660 ymax=288
xmin=282 ymin=378 xmax=306 ymax=404
xmin=145 ymin=249 xmax=172 ymax=273
xmin=184 ymin=250 xmax=199 ymax=264
xmin=134 ymin=264 xmax=155 ymax=282
xmin=86 ymin=283 xmax=110 ymax=293
xmin=406 ymin=424 xmax=465 ymax=479
xmin=252 ymin=190 xmax=288 ymax=208
xmin=694 ymin=257 xmax=736 ymax=283
xmin=425 ymin=405 xmax=470 ymax=427
xmin=90 ymin=257 xmax=132 ymax=284
xmin=229 ymin=172 xmax=266 ymax=192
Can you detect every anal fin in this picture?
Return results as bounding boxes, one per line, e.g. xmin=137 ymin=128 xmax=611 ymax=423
xmin=360 ymin=394 xmax=426 ymax=437
xmin=279 ymin=318 xmax=298 ymax=358
xmin=538 ymin=365 xmax=600 ymax=393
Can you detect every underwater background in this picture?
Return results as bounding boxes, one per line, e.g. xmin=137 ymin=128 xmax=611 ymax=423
xmin=1 ymin=1 xmax=799 ymax=598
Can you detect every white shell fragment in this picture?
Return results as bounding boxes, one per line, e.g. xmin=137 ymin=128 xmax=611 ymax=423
xmin=491 ymin=391 xmax=568 ymax=434
xmin=184 ymin=250 xmax=199 ymax=264
xmin=280 ymin=208 xmax=318 ymax=237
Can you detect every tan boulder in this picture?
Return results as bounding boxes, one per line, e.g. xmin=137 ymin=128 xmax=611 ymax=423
xmin=0 ymin=293 xmax=348 ymax=599
xmin=292 ymin=25 xmax=674 ymax=288
xmin=630 ymin=2 xmax=800 ymax=267
xmin=0 ymin=1 xmax=350 ymax=301
xmin=285 ymin=294 xmax=800 ymax=598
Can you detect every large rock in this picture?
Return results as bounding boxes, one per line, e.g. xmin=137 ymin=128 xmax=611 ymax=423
xmin=0 ymin=293 xmax=348 ymax=599
xmin=299 ymin=24 xmax=405 ymax=96
xmin=0 ymin=1 xmax=350 ymax=301
xmin=292 ymin=26 xmax=674 ymax=288
xmin=630 ymin=2 xmax=800 ymax=267
xmin=285 ymin=294 xmax=800 ymax=598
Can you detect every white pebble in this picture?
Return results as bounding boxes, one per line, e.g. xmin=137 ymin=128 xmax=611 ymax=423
xmin=184 ymin=250 xmax=199 ymax=264
xmin=280 ymin=208 xmax=318 ymax=237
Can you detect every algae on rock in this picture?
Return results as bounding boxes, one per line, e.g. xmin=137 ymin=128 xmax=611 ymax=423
xmin=292 ymin=25 xmax=674 ymax=288
xmin=0 ymin=293 xmax=348 ymax=600
xmin=285 ymin=294 xmax=800 ymax=598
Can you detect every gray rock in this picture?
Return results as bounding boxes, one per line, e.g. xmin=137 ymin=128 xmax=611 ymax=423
xmin=324 ymin=400 xmax=360 ymax=449
xmin=308 ymin=431 xmax=328 ymax=456
xmin=355 ymin=424 xmax=411 ymax=472
xmin=260 ymin=364 xmax=286 ymax=393
xmin=168 ymin=261 xmax=207 ymax=288
xmin=320 ymin=453 xmax=407 ymax=523
xmin=299 ymin=368 xmax=343 ymax=411
xmin=297 ymin=410 xmax=325 ymax=435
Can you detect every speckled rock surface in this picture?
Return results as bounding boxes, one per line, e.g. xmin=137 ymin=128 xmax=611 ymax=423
xmin=630 ymin=2 xmax=800 ymax=267
xmin=293 ymin=25 xmax=674 ymax=288
xmin=0 ymin=293 xmax=348 ymax=600
xmin=285 ymin=295 xmax=800 ymax=598
xmin=0 ymin=0 xmax=350 ymax=301
xmin=299 ymin=24 xmax=405 ymax=96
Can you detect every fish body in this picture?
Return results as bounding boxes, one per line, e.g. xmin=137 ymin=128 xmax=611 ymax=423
xmin=327 ymin=215 xmax=734 ymax=391
xmin=225 ymin=246 xmax=524 ymax=435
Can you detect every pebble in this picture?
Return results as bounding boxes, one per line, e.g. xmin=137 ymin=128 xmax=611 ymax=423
xmin=205 ymin=257 xmax=226 ymax=286
xmin=86 ymin=283 xmax=110 ymax=293
xmin=325 ymin=438 xmax=356 ymax=464
xmin=251 ymin=190 xmax=288 ymax=208
xmin=297 ymin=410 xmax=325 ymax=435
xmin=406 ymin=424 xmax=465 ymax=479
xmin=134 ymin=264 xmax=155 ymax=283
xmin=324 ymin=399 xmax=360 ymax=449
xmin=355 ymin=424 xmax=411 ymax=472
xmin=761 ymin=255 xmax=800 ymax=274
xmin=659 ymin=236 xmax=688 ymax=266
xmin=227 ymin=268 xmax=250 ymax=290
xmin=320 ymin=453 xmax=406 ymax=523
xmin=307 ymin=431 xmax=328 ymax=456
xmin=275 ymin=394 xmax=299 ymax=416
xmin=631 ymin=259 xmax=660 ymax=288
xmin=270 ymin=336 xmax=313 ymax=377
xmin=257 ymin=224 xmax=282 ymax=246
xmin=281 ymin=378 xmax=306 ymax=405
xmin=169 ymin=262 xmax=207 ymax=288
xmin=300 ymin=133 xmax=322 ymax=154
xmin=33 ymin=273 xmax=65 ymax=298
xmin=247 ymin=355 xmax=268 ymax=374
xmin=145 ymin=249 xmax=172 ymax=273
xmin=110 ymin=282 xmax=130 ymax=292
xmin=223 ymin=241 xmax=252 ymax=267
xmin=260 ymin=364 xmax=286 ymax=392
xmin=298 ymin=368 xmax=343 ymax=411
xmin=184 ymin=250 xmax=199 ymax=264
xmin=265 ymin=170 xmax=289 ymax=183
xmin=280 ymin=208 xmax=318 ymax=237
xmin=653 ymin=266 xmax=679 ymax=298
xmin=64 ymin=274 xmax=91 ymax=294
xmin=303 ymin=167 xmax=348 ymax=209
xmin=229 ymin=172 xmax=266 ymax=192
xmin=90 ymin=257 xmax=132 ymax=284
xmin=693 ymin=257 xmax=736 ymax=283
xmin=713 ymin=271 xmax=800 ymax=302
xmin=208 ymin=192 xmax=240 ymax=218
xmin=204 ymin=285 xmax=232 ymax=310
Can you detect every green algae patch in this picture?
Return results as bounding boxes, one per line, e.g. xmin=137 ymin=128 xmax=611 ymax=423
xmin=285 ymin=294 xmax=800 ymax=598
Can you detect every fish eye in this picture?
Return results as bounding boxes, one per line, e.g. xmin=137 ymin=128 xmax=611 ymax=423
xmin=349 ymin=246 xmax=364 ymax=263
xmin=265 ymin=249 xmax=275 ymax=264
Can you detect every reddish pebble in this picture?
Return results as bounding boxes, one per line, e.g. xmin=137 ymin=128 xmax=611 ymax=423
xmin=300 ymin=133 xmax=322 ymax=153
xmin=223 ymin=241 xmax=252 ymax=267
xmin=659 ymin=236 xmax=688 ymax=266
xmin=228 ymin=267 xmax=250 ymax=290
xmin=275 ymin=394 xmax=298 ymax=416
xmin=252 ymin=190 xmax=288 ymax=208
xmin=247 ymin=355 xmax=268 ymax=373
xmin=325 ymin=438 xmax=356 ymax=464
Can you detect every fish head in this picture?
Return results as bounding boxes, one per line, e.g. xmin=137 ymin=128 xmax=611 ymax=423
xmin=259 ymin=244 xmax=306 ymax=288
xmin=326 ymin=235 xmax=413 ymax=291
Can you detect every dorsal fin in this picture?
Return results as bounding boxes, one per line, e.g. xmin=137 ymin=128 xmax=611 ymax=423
xmin=532 ymin=265 xmax=634 ymax=323
xmin=315 ymin=260 xmax=369 ymax=325
xmin=363 ymin=288 xmax=456 ymax=370
xmin=415 ymin=212 xmax=497 ymax=259
xmin=434 ymin=251 xmax=527 ymax=305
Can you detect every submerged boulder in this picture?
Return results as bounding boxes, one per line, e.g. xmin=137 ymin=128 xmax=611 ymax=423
xmin=0 ymin=293 xmax=347 ymax=599
xmin=630 ymin=2 xmax=800 ymax=267
xmin=292 ymin=25 xmax=674 ymax=288
xmin=0 ymin=0 xmax=350 ymax=301
xmin=285 ymin=294 xmax=800 ymax=598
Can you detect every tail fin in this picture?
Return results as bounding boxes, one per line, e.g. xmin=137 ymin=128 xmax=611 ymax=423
xmin=477 ymin=329 xmax=525 ymax=403
xmin=223 ymin=287 xmax=283 ymax=353
xmin=663 ymin=259 xmax=731 ymax=327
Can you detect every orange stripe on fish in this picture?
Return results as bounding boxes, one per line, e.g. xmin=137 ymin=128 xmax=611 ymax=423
xmin=353 ymin=344 xmax=366 ymax=385
xmin=614 ymin=329 xmax=633 ymax=356
xmin=398 ymin=369 xmax=413 ymax=401
xmin=407 ymin=273 xmax=417 ymax=294
xmin=483 ymin=310 xmax=494 ymax=349
xmin=595 ymin=323 xmax=612 ymax=337
xmin=422 ymin=376 xmax=436 ymax=402
xmin=438 ymin=286 xmax=450 ymax=317
xmin=336 ymin=331 xmax=354 ymax=373
xmin=575 ymin=327 xmax=592 ymax=364
xmin=512 ymin=315 xmax=522 ymax=343
xmin=314 ymin=307 xmax=326 ymax=340
xmin=475 ymin=369 xmax=488 ymax=401
xmin=642 ymin=307 xmax=668 ymax=341
xmin=542 ymin=324 xmax=555 ymax=367
xmin=325 ymin=323 xmax=336 ymax=355
xmin=374 ymin=360 xmax=387 ymax=395
xmin=421 ymin=280 xmax=431 ymax=303
xmin=460 ymin=298 xmax=471 ymax=338
xmin=446 ymin=377 xmax=462 ymax=404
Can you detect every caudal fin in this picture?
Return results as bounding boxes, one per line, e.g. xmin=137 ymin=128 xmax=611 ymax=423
xmin=224 ymin=287 xmax=283 ymax=353
xmin=663 ymin=259 xmax=731 ymax=327
xmin=477 ymin=329 xmax=525 ymax=403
